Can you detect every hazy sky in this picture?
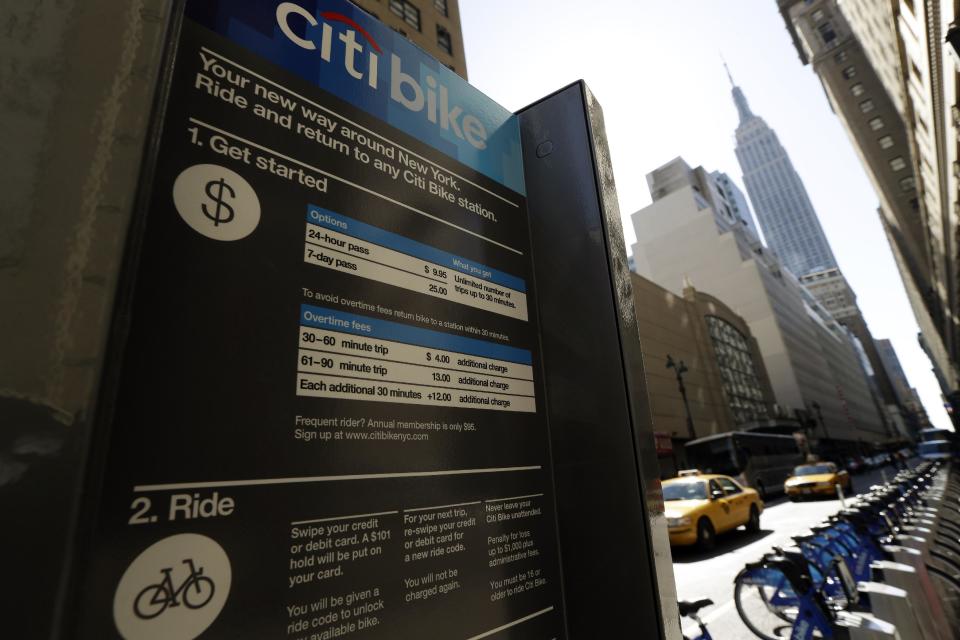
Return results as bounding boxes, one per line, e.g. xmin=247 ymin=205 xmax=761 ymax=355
xmin=461 ymin=0 xmax=953 ymax=430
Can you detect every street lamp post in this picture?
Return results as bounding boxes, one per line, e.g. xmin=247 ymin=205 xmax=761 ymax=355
xmin=811 ymin=401 xmax=829 ymax=455
xmin=666 ymin=354 xmax=696 ymax=440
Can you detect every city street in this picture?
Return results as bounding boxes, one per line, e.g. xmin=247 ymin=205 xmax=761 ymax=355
xmin=672 ymin=465 xmax=902 ymax=639
xmin=9 ymin=1 xmax=958 ymax=638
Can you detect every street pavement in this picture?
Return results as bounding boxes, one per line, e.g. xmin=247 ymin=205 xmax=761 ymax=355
xmin=670 ymin=465 xmax=904 ymax=639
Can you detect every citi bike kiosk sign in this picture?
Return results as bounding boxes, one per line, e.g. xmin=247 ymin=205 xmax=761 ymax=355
xmin=76 ymin=1 xmax=566 ymax=637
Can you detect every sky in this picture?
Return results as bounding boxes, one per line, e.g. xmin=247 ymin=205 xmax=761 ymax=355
xmin=460 ymin=0 xmax=953 ymax=430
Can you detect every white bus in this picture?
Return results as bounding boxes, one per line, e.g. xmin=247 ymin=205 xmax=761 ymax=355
xmin=918 ymin=427 xmax=957 ymax=460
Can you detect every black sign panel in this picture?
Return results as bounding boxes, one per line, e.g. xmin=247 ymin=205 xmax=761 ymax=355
xmin=77 ymin=2 xmax=565 ymax=638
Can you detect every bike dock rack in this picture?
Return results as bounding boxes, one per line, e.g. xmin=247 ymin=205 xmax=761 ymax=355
xmin=834 ymin=610 xmax=898 ymax=640
xmin=732 ymin=461 xmax=960 ymax=640
xmin=855 ymin=582 xmax=924 ymax=640
xmin=870 ymin=560 xmax=941 ymax=640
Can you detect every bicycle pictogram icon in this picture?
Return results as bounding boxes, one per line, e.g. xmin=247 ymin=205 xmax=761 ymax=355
xmin=114 ymin=534 xmax=230 ymax=639
xmin=134 ymin=559 xmax=216 ymax=620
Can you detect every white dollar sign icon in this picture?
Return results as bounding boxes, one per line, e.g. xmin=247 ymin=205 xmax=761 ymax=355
xmin=174 ymin=164 xmax=260 ymax=241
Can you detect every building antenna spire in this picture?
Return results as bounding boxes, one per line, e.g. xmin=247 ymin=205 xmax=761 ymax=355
xmin=723 ymin=53 xmax=754 ymax=123
xmin=721 ymin=53 xmax=735 ymax=87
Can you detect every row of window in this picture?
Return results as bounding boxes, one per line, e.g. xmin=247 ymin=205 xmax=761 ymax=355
xmin=841 ymin=57 xmax=916 ymax=193
xmin=851 ymin=83 xmax=896 ymax=146
xmin=385 ymin=0 xmax=453 ymax=54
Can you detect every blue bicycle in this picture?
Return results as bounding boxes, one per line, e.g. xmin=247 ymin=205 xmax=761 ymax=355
xmin=734 ymin=549 xmax=851 ymax=639
xmin=733 ymin=461 xmax=960 ymax=639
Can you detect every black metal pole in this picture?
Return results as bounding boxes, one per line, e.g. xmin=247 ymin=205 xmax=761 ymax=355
xmin=815 ymin=405 xmax=828 ymax=440
xmin=667 ymin=354 xmax=696 ymax=440
xmin=678 ymin=377 xmax=696 ymax=440
xmin=811 ymin=402 xmax=829 ymax=456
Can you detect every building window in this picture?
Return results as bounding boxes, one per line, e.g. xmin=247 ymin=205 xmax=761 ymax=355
xmin=437 ymin=25 xmax=452 ymax=54
xmin=911 ymin=61 xmax=923 ymax=82
xmin=434 ymin=0 xmax=448 ymax=16
xmin=899 ymin=176 xmax=916 ymax=191
xmin=835 ymin=50 xmax=848 ymax=64
xmin=890 ymin=156 xmax=907 ymax=171
xmin=859 ymin=98 xmax=875 ymax=113
xmin=390 ymin=0 xmax=421 ymax=31
xmin=869 ymin=116 xmax=884 ymax=130
xmin=705 ymin=316 xmax=769 ymax=425
xmin=878 ymin=135 xmax=894 ymax=149
xmin=850 ymin=83 xmax=865 ymax=96
xmin=842 ymin=65 xmax=857 ymax=79
xmin=818 ymin=22 xmax=837 ymax=44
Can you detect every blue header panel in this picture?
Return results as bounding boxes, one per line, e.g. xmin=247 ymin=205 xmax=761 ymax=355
xmin=185 ymin=0 xmax=525 ymax=195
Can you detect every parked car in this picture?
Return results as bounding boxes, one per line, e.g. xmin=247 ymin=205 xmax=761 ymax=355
xmin=784 ymin=462 xmax=850 ymax=500
xmin=662 ymin=471 xmax=764 ymax=550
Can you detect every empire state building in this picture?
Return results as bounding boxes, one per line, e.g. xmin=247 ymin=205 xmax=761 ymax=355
xmin=731 ymin=71 xmax=838 ymax=277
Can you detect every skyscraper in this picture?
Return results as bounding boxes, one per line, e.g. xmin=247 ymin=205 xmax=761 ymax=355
xmin=727 ymin=66 xmax=899 ymax=436
xmin=730 ymin=69 xmax=837 ymax=277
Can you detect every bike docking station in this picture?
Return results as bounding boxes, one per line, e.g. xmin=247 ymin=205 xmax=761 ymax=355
xmin=0 ymin=1 xmax=679 ymax=639
xmin=731 ymin=462 xmax=960 ymax=640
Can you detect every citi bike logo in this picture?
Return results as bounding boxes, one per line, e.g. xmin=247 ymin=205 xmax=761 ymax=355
xmin=114 ymin=534 xmax=231 ymax=640
xmin=276 ymin=2 xmax=489 ymax=150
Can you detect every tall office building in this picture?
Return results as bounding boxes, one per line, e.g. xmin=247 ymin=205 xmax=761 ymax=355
xmin=730 ymin=69 xmax=837 ymax=277
xmin=800 ymin=268 xmax=903 ymax=435
xmin=631 ymin=157 xmax=888 ymax=451
xmin=352 ymin=0 xmax=467 ymax=78
xmin=875 ymin=339 xmax=927 ymax=438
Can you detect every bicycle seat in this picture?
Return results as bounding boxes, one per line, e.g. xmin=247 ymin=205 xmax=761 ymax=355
xmin=678 ymin=598 xmax=714 ymax=617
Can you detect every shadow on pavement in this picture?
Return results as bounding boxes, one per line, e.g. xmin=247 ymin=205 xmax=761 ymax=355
xmin=761 ymin=494 xmax=790 ymax=508
xmin=671 ymin=528 xmax=774 ymax=563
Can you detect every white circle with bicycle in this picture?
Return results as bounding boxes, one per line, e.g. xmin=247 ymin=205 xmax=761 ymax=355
xmin=114 ymin=533 xmax=231 ymax=640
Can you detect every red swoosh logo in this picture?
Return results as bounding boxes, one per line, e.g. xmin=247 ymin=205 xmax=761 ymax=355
xmin=320 ymin=11 xmax=382 ymax=53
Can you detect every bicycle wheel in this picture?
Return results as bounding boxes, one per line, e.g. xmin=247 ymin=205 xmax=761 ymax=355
xmin=134 ymin=584 xmax=170 ymax=620
xmin=183 ymin=575 xmax=215 ymax=609
xmin=733 ymin=571 xmax=796 ymax=640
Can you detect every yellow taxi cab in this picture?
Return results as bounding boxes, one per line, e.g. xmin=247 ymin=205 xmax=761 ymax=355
xmin=662 ymin=470 xmax=764 ymax=549
xmin=784 ymin=462 xmax=851 ymax=500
